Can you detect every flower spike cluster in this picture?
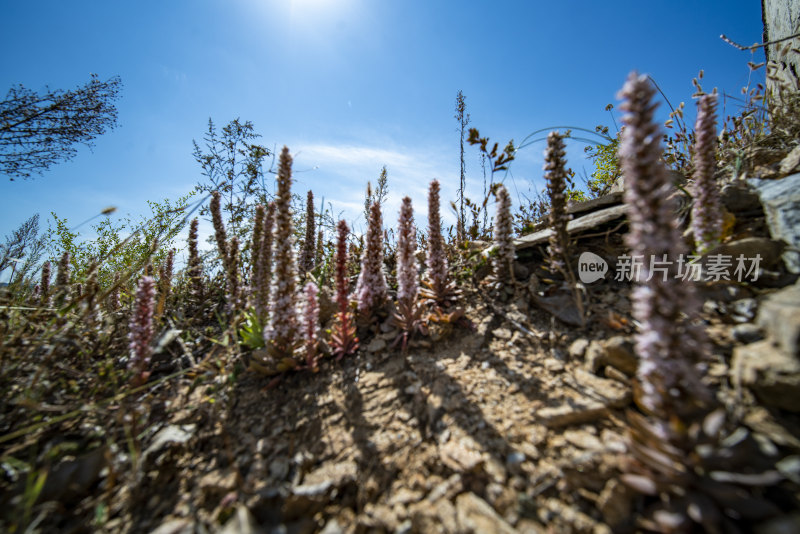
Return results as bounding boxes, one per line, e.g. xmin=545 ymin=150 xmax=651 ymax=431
xmin=544 ymin=131 xmax=571 ymax=275
xmin=302 ymin=280 xmax=320 ymax=370
xmin=187 ymin=218 xmax=203 ymax=301
xmin=691 ymin=93 xmax=722 ymax=254
xmin=425 ymin=180 xmax=449 ymax=305
xmin=299 ymin=190 xmax=316 ymax=275
xmin=39 ymin=261 xmax=51 ymax=307
xmin=493 ymin=185 xmax=514 ymax=284
xmin=392 ymin=196 xmax=428 ymax=349
xmin=210 ymin=191 xmax=228 ymax=265
xmin=396 ymin=196 xmax=418 ymax=309
xmin=331 ymin=219 xmax=358 ymax=359
xmin=129 ymin=275 xmax=156 ymax=385
xmin=618 ymin=71 xmax=710 ymax=418
xmin=251 ymin=204 xmax=266 ymax=278
xmin=253 ymin=202 xmax=275 ymax=320
xmin=355 ymin=200 xmax=388 ymax=316
xmin=264 ymin=147 xmax=300 ymax=355
xmin=55 ymin=251 xmax=71 ymax=306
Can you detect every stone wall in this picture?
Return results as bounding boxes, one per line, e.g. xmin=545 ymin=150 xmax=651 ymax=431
xmin=762 ymin=0 xmax=800 ymax=93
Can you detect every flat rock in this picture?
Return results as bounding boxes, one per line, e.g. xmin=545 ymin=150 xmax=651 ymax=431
xmin=733 ymin=340 xmax=800 ymax=412
xmin=573 ymin=368 xmax=632 ymax=408
xmin=721 ymin=182 xmax=762 ymax=213
xmin=563 ymin=429 xmax=603 ymax=450
xmin=143 ymin=424 xmax=196 ymax=465
xmin=514 ymin=204 xmax=627 ymax=251
xmin=567 ymin=192 xmax=624 ymax=216
xmin=455 ymin=492 xmax=516 ymax=534
xmin=748 ymin=173 xmax=800 ymax=273
xmin=588 ymin=336 xmax=637 ymax=377
xmin=757 ymin=281 xmax=800 ymax=356
xmin=568 ymin=338 xmax=589 ymax=359
xmin=538 ymin=400 xmax=609 ymax=428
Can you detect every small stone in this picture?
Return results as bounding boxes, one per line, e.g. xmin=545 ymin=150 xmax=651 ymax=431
xmin=721 ymin=182 xmax=761 ymax=213
xmin=513 ymin=261 xmax=530 ymax=280
xmin=574 ymin=368 xmax=631 ymax=408
xmin=219 ymin=505 xmax=258 ymax=534
xmin=757 ymin=281 xmax=800 ymax=356
xmin=538 ymin=401 xmax=609 ymax=428
xmin=600 ymin=429 xmax=627 ymax=453
xmin=732 ymin=340 xmax=800 ymax=412
xmin=409 ymin=498 xmax=458 ymax=534
xmin=776 ymin=456 xmax=800 ymax=484
xmin=568 ymin=339 xmax=589 ymax=359
xmin=492 ymin=327 xmax=512 ymax=340
xmin=586 ymin=337 xmax=637 ymax=377
xmin=730 ymin=298 xmax=758 ymax=323
xmin=405 ymin=382 xmax=421 ymax=395
xmin=544 ymin=358 xmax=565 ymax=373
xmin=780 ymin=144 xmax=800 ymax=175
xmin=440 ymin=438 xmax=483 ymax=473
xmin=506 ymin=451 xmax=526 ymax=467
xmin=143 ymin=424 xmax=196 ymax=465
xmin=563 ymin=429 xmax=603 ymax=450
xmin=366 ymin=337 xmax=387 ymax=352
xmin=269 ymin=458 xmax=290 ymax=480
xmin=149 ymin=518 xmax=196 ymax=534
xmin=744 ymin=407 xmax=800 ymax=450
xmin=319 ymin=519 xmax=344 ymax=534
xmin=601 ymin=336 xmax=637 ymax=376
xmin=597 ymin=479 xmax=634 ymax=528
xmin=732 ymin=323 xmax=765 ymax=344
xmin=603 ymin=365 xmax=630 ymax=384
xmin=455 ymin=492 xmax=516 ymax=534
xmin=748 ymin=173 xmax=800 ymax=273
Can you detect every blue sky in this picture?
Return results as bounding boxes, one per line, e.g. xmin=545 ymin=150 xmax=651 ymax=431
xmin=0 ymin=0 xmax=765 ymax=279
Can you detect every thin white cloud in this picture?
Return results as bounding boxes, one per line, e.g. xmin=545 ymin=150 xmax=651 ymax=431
xmin=291 ymin=141 xmax=461 ymax=235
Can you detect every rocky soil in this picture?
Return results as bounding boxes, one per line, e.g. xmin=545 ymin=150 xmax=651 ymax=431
xmin=3 ymin=172 xmax=800 ymax=533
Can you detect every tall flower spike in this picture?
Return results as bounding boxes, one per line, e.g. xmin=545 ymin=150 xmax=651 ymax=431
xmin=331 ymin=219 xmax=358 ymax=359
xmin=227 ymin=236 xmax=242 ymax=310
xmin=159 ymin=248 xmax=175 ymax=302
xmin=39 ymin=261 xmax=51 ymax=307
xmin=187 ymin=218 xmax=203 ymax=301
xmin=691 ymin=93 xmax=722 ymax=254
xmin=55 ymin=251 xmax=70 ymax=306
xmin=299 ymin=190 xmax=316 ymax=275
xmin=425 ymin=180 xmax=449 ymax=304
xmin=254 ymin=202 xmax=275 ymax=320
xmin=108 ymin=271 xmax=120 ymax=312
xmin=618 ymin=72 xmax=710 ymax=418
xmin=396 ymin=196 xmax=418 ymax=310
xmin=251 ymin=204 xmax=266 ymax=278
xmin=355 ymin=201 xmax=388 ymax=315
xmin=264 ymin=147 xmax=300 ymax=355
xmin=493 ymin=185 xmax=514 ymax=284
xmin=210 ymin=191 xmax=228 ymax=266
xmin=129 ymin=275 xmax=156 ymax=384
xmin=315 ymin=229 xmax=324 ymax=272
xmin=544 ymin=131 xmax=571 ymax=275
xmin=302 ymin=280 xmax=320 ymax=370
